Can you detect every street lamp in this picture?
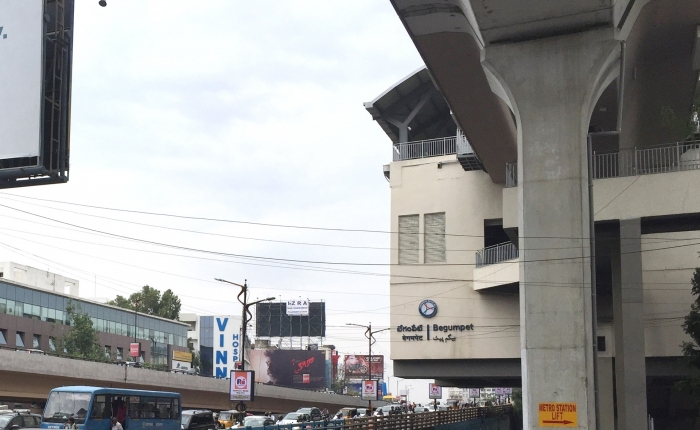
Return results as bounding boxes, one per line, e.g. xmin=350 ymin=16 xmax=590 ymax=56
xmin=347 ymin=322 xmax=390 ymax=412
xmin=132 ymin=299 xmax=140 ymax=362
xmin=215 ymin=278 xmax=274 ymax=371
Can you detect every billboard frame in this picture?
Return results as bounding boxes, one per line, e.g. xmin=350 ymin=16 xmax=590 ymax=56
xmin=361 ymin=380 xmax=378 ymax=401
xmin=255 ymin=301 xmax=326 ymax=338
xmin=229 ymin=370 xmax=255 ymax=401
xmin=428 ymin=383 xmax=442 ymax=400
xmin=0 ymin=0 xmax=73 ymax=189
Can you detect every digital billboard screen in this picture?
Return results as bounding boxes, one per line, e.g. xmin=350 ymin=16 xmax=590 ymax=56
xmin=247 ymin=349 xmax=326 ymax=389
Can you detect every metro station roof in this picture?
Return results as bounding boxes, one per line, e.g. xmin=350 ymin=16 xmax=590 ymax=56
xmin=364 ymin=67 xmax=456 ymax=143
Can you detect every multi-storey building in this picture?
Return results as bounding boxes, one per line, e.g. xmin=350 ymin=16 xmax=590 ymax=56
xmin=0 ymin=263 xmax=189 ymax=366
xmin=366 ymin=1 xmax=700 ymax=427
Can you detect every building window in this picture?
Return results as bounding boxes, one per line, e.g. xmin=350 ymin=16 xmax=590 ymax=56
xmin=49 ymin=337 xmax=56 ymax=352
xmin=104 ymin=345 xmax=111 ymax=359
xmin=32 ymin=334 xmax=40 ymax=349
xmin=16 ymin=332 xmax=24 ymax=348
xmin=0 ymin=330 xmax=7 ymax=345
xmin=424 ymin=212 xmax=446 ymax=263
xmin=597 ymin=336 xmax=606 ymax=352
xmin=398 ymin=214 xmax=419 ymax=264
xmin=116 ymin=347 xmax=123 ymax=360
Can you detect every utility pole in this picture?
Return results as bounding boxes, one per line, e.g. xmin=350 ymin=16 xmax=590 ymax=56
xmin=215 ymin=278 xmax=274 ymax=371
xmin=347 ymin=322 xmax=390 ymax=412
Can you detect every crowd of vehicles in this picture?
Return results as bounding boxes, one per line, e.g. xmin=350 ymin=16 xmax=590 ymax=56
xmin=3 ymin=386 xmax=490 ymax=430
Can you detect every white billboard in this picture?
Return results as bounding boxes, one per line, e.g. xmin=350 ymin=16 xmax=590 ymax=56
xmin=0 ymin=0 xmax=43 ymax=160
xmin=286 ymin=299 xmax=309 ymax=316
xmin=213 ymin=315 xmax=242 ymax=379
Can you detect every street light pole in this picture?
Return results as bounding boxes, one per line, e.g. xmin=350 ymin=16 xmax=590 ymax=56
xmin=133 ymin=299 xmax=139 ymax=361
xmin=347 ymin=322 xmax=390 ymax=412
xmin=215 ymin=278 xmax=274 ymax=372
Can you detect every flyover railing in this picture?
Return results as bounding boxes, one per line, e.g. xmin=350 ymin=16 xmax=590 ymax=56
xmin=475 ymin=242 xmax=519 ymax=268
xmin=594 ymin=140 xmax=700 ymax=178
xmin=504 ymin=140 xmax=700 ymax=187
xmin=268 ymin=407 xmax=512 ymax=430
xmin=393 ymin=136 xmax=456 ymax=161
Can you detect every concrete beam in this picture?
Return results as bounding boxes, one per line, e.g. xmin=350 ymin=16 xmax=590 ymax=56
xmin=0 ymin=350 xmax=372 ymax=412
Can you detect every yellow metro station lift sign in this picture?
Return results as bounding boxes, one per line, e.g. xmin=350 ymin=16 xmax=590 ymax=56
xmin=538 ymin=402 xmax=577 ymax=427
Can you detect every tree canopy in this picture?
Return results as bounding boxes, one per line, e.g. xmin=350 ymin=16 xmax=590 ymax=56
xmin=107 ymin=285 xmax=181 ymax=320
xmin=678 ymin=268 xmax=700 ymax=400
xmin=55 ymin=301 xmax=106 ymax=361
xmin=682 ymin=268 xmax=700 ymax=366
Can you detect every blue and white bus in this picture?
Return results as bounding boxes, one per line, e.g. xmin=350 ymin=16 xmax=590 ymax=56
xmin=41 ymin=386 xmax=181 ymax=430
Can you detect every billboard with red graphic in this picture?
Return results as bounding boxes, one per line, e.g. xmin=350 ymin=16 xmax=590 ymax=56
xmin=229 ymin=370 xmax=255 ymax=401
xmin=344 ymin=355 xmax=384 ymax=379
xmin=247 ymin=349 xmax=326 ymax=389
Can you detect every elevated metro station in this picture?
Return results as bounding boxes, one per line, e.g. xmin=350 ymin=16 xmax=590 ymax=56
xmin=369 ymin=1 xmax=700 ymax=429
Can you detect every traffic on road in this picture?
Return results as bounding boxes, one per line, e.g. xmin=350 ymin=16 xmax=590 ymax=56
xmin=1 ymin=386 xmax=510 ymax=430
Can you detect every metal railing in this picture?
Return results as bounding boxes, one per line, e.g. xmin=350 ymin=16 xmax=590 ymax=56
xmin=475 ymin=242 xmax=519 ymax=267
xmin=504 ymin=140 xmax=700 ymax=187
xmin=456 ymin=128 xmax=476 ymax=155
xmin=269 ymin=406 xmax=512 ymax=430
xmin=505 ymin=161 xmax=517 ymax=188
xmin=393 ymin=136 xmax=456 ymax=161
xmin=594 ymin=140 xmax=700 ymax=178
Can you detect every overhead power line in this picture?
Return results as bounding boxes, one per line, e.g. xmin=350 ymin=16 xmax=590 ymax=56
xmin=1 ymin=203 xmax=699 ymax=269
xmin=1 ymin=192 xmax=694 ymax=242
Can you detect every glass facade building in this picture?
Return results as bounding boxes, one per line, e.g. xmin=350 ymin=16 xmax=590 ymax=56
xmin=0 ymin=280 xmax=188 ymax=364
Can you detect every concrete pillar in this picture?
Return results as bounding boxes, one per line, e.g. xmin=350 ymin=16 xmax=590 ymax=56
xmin=484 ymin=29 xmax=619 ymax=429
xmin=611 ymin=218 xmax=648 ymax=430
xmin=597 ymin=357 xmax=615 ymax=430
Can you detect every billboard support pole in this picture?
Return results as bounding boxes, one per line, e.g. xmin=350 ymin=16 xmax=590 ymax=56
xmin=216 ymin=278 xmax=276 ymax=371
xmin=347 ymin=322 xmax=390 ymax=411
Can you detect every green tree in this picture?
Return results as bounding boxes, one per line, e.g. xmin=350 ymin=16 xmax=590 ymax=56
xmin=58 ymin=301 xmax=106 ymax=361
xmin=661 ymin=86 xmax=700 ymax=139
xmin=108 ymin=285 xmax=181 ymax=320
xmin=678 ymin=268 xmax=700 ymax=401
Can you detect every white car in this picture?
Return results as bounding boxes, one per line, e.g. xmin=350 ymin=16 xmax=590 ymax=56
xmin=278 ymin=413 xmax=304 ymax=425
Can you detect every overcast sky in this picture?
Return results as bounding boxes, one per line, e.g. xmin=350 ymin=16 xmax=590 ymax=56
xmin=0 ymin=1 xmax=448 ymax=404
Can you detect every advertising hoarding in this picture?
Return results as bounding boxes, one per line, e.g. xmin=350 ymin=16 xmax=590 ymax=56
xmin=0 ymin=0 xmax=43 ymax=160
xmin=229 ymin=370 xmax=255 ymax=401
xmin=286 ymin=299 xmax=309 ymax=316
xmin=214 ymin=316 xmax=242 ymax=379
xmin=173 ymin=350 xmax=192 ymax=363
xmin=344 ymin=355 xmax=384 ymax=379
xmin=428 ymin=383 xmax=442 ymax=399
xmin=255 ymin=302 xmax=325 ymax=337
xmin=247 ymin=349 xmax=326 ymax=389
xmin=361 ymin=380 xmax=378 ymax=401
xmin=171 ymin=360 xmax=192 ymax=371
xmin=129 ymin=342 xmax=140 ymax=358
xmin=468 ymin=388 xmax=480 ymax=398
